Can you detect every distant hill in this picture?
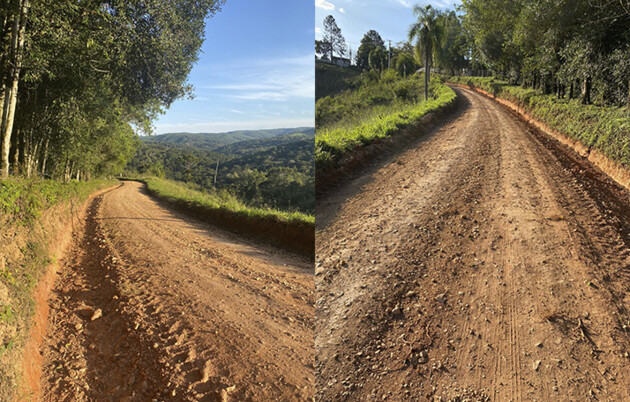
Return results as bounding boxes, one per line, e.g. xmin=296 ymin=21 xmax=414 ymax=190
xmin=143 ymin=127 xmax=315 ymax=148
xmin=213 ymin=131 xmax=313 ymax=157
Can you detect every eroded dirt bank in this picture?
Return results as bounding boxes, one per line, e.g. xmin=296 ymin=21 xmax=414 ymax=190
xmin=40 ymin=181 xmax=314 ymax=401
xmin=316 ymin=87 xmax=630 ymax=401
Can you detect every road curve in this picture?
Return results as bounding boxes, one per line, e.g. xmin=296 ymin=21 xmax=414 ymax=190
xmin=41 ymin=181 xmax=314 ymax=401
xmin=315 ymin=87 xmax=630 ymax=401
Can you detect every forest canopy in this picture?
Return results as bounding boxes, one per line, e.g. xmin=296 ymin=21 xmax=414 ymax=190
xmin=0 ymin=0 xmax=224 ymax=180
xmin=456 ymin=0 xmax=630 ymax=106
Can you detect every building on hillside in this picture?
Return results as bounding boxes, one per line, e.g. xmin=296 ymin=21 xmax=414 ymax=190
xmin=331 ymin=56 xmax=351 ymax=68
xmin=316 ymin=56 xmax=351 ymax=68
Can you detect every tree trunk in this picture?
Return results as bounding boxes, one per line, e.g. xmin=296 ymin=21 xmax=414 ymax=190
xmin=0 ymin=83 xmax=5 ymax=136
xmin=569 ymin=81 xmax=574 ymax=99
xmin=1 ymin=0 xmax=29 ymax=178
xmin=64 ymin=159 xmax=70 ymax=183
xmin=26 ymin=139 xmax=39 ymax=178
xmin=12 ymin=129 xmax=19 ymax=175
xmin=41 ymin=138 xmax=49 ymax=176
xmin=556 ymin=78 xmax=560 ymax=98
xmin=581 ymin=76 xmax=591 ymax=105
xmin=424 ymin=52 xmax=429 ymax=101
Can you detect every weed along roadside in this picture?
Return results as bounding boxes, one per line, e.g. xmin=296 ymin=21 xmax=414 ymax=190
xmin=0 ymin=179 xmax=117 ymax=400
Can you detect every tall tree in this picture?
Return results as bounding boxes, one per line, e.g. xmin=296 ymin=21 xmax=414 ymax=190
xmin=322 ymin=15 xmax=346 ymax=60
xmin=408 ymin=5 xmax=443 ymax=100
xmin=0 ymin=0 xmax=224 ymax=180
xmin=315 ymin=38 xmax=332 ymax=60
xmin=435 ymin=11 xmax=468 ymax=74
xmin=0 ymin=0 xmax=29 ymax=178
xmin=355 ymin=30 xmax=385 ymax=70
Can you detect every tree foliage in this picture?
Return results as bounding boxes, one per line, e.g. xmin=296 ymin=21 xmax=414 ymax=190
xmin=460 ymin=0 xmax=630 ymax=106
xmin=0 ymin=0 xmax=223 ymax=180
xmin=318 ymin=15 xmax=346 ymax=60
xmin=355 ymin=30 xmax=385 ymax=70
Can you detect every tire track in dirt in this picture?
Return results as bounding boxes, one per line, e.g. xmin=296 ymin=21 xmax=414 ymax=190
xmin=41 ymin=181 xmax=314 ymax=401
xmin=315 ymin=86 xmax=630 ymax=401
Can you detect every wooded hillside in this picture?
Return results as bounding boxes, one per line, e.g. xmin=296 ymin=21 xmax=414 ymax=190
xmin=127 ymin=128 xmax=315 ymax=214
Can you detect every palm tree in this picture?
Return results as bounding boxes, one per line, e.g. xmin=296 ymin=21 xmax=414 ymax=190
xmin=408 ymin=5 xmax=443 ymax=100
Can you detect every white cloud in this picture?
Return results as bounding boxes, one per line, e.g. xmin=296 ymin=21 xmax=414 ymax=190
xmin=339 ymin=7 xmax=345 ymax=13
xmin=233 ymin=92 xmax=291 ymax=101
xmin=315 ymin=0 xmax=335 ymax=11
xmin=203 ymin=54 xmax=314 ymax=102
xmin=394 ymin=0 xmax=412 ymax=7
xmin=315 ymin=27 xmax=321 ymax=34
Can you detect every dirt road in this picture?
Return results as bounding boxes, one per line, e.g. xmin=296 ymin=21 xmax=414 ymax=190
xmin=316 ymin=87 xmax=630 ymax=401
xmin=40 ymin=181 xmax=314 ymax=401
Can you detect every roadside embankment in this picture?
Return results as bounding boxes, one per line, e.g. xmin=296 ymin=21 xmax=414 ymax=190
xmin=0 ymin=179 xmax=117 ymax=400
xmin=127 ymin=177 xmax=315 ymax=257
xmin=446 ymin=76 xmax=630 ymax=191
xmin=315 ymin=76 xmax=457 ymax=194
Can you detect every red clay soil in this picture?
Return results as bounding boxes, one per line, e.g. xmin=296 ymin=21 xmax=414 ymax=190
xmin=39 ymin=181 xmax=314 ymax=401
xmin=18 ymin=185 xmax=117 ymax=401
xmin=447 ymin=81 xmax=630 ymax=192
xmin=316 ymin=86 xmax=630 ymax=401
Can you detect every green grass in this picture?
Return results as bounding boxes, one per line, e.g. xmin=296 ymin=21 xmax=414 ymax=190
xmin=0 ymin=178 xmax=116 ymax=224
xmin=141 ymin=177 xmax=314 ymax=225
xmin=445 ymin=76 xmax=630 ymax=168
xmin=315 ymin=61 xmax=362 ymax=100
xmin=316 ymin=71 xmax=457 ymax=168
xmin=0 ymin=177 xmax=115 ymax=400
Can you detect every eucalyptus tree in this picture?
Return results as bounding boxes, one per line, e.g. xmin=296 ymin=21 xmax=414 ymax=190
xmin=459 ymin=0 xmax=630 ymax=106
xmin=435 ymin=11 xmax=468 ymax=75
xmin=408 ymin=5 xmax=443 ymax=100
xmin=1 ymin=0 xmax=224 ymax=180
xmin=0 ymin=0 xmax=29 ymax=178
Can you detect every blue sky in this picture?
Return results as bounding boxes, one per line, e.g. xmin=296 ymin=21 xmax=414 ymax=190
xmin=315 ymin=0 xmax=461 ymax=58
xmin=153 ymin=0 xmax=315 ymax=134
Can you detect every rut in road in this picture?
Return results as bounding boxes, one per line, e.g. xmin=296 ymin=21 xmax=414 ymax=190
xmin=41 ymin=181 xmax=314 ymax=401
xmin=316 ymin=87 xmax=630 ymax=401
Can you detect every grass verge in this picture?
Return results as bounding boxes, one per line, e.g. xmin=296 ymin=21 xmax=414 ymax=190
xmin=445 ymin=76 xmax=630 ymax=169
xmin=0 ymin=178 xmax=115 ymax=400
xmin=316 ymin=73 xmax=457 ymax=169
xmin=128 ymin=177 xmax=315 ymax=257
